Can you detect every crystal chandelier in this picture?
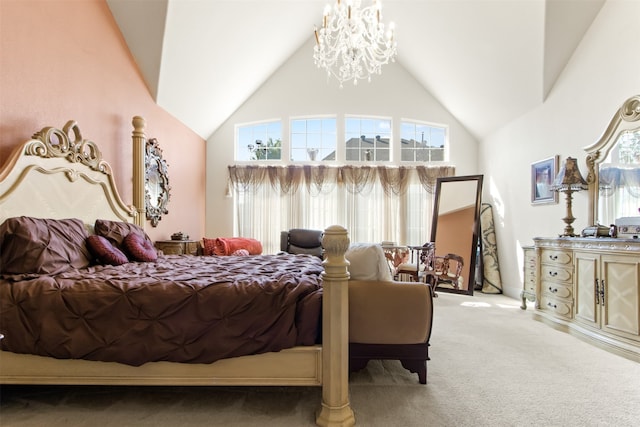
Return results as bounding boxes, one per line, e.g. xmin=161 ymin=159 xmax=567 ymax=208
xmin=313 ymin=0 xmax=397 ymax=87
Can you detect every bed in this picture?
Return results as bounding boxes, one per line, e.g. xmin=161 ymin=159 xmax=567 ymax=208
xmin=0 ymin=117 xmax=355 ymax=426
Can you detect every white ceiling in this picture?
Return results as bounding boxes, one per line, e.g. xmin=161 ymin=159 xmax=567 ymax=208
xmin=107 ymin=0 xmax=605 ymax=141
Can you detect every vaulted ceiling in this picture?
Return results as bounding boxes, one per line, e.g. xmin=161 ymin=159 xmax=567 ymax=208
xmin=107 ymin=0 xmax=604 ymax=140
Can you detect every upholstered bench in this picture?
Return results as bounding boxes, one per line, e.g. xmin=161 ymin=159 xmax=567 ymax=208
xmin=345 ymin=243 xmax=434 ymax=384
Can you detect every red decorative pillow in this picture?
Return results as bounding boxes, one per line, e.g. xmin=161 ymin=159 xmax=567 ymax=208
xmin=94 ymin=219 xmax=153 ymax=250
xmin=122 ymin=232 xmax=158 ymax=262
xmin=86 ymin=235 xmax=129 ymax=266
xmin=202 ymin=237 xmax=216 ymax=256
xmin=201 ymin=237 xmax=262 ymax=256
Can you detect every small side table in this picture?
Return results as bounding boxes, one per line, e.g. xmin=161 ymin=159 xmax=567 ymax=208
xmin=155 ymin=240 xmax=200 ymax=255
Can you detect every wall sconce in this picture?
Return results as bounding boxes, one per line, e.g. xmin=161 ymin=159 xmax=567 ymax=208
xmin=551 ymin=156 xmax=588 ymax=237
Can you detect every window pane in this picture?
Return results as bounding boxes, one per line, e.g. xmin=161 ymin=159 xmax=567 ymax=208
xmin=291 ymin=120 xmax=306 ymax=133
xmin=400 ymin=120 xmax=448 ymax=162
xmin=290 ymin=117 xmax=336 ymax=162
xmin=236 ymin=121 xmax=282 ymax=161
xmin=344 ymin=117 xmax=392 ymax=162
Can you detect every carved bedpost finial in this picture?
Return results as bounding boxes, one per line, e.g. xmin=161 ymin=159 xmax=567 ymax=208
xmin=132 ymin=116 xmax=146 ymax=136
xmin=321 ymin=225 xmax=350 ymax=280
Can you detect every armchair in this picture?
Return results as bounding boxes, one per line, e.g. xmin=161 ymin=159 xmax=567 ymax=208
xmin=433 ymin=253 xmax=464 ymax=290
xmin=280 ymin=228 xmax=323 ymax=258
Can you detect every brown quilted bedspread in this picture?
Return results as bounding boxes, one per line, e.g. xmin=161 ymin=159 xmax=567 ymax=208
xmin=0 ymin=254 xmax=323 ymax=366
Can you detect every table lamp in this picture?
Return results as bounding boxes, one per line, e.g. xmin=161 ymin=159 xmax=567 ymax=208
xmin=551 ymin=156 xmax=589 ymax=237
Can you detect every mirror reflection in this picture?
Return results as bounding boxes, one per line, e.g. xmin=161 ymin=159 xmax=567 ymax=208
xmin=145 ymin=137 xmax=170 ymax=227
xmin=147 ymin=164 xmax=161 ymax=208
xmin=430 ymin=175 xmax=483 ymax=295
xmin=598 ymin=128 xmax=640 ymax=225
xmin=585 ymin=95 xmax=640 ymax=227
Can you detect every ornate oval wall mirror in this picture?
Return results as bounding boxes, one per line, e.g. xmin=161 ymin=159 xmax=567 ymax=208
xmin=145 ymin=137 xmax=170 ymax=227
xmin=585 ymin=95 xmax=640 ymax=227
xmin=430 ymin=175 xmax=484 ymax=295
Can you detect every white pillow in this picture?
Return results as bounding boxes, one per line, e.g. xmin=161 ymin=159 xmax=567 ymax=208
xmin=345 ymin=243 xmax=393 ymax=281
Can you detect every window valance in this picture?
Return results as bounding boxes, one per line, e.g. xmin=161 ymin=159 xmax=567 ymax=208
xmin=599 ymin=165 xmax=640 ymax=198
xmin=228 ymin=165 xmax=455 ymax=196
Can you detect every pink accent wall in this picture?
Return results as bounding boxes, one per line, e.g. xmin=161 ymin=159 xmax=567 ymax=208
xmin=0 ymin=0 xmax=205 ymax=241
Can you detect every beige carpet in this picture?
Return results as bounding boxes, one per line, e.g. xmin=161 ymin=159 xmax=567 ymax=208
xmin=2 ymin=292 xmax=639 ymax=426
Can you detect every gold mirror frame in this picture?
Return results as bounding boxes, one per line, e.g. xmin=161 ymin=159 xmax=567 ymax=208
xmin=145 ymin=137 xmax=170 ymax=227
xmin=584 ymin=95 xmax=640 ymax=226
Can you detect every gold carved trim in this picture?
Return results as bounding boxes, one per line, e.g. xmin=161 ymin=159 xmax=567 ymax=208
xmin=534 ymin=237 xmax=640 ymax=253
xmin=27 ymin=121 xmax=113 ymax=175
xmin=2 ymin=120 xmax=139 ymax=222
xmin=584 ymin=95 xmax=640 ymax=225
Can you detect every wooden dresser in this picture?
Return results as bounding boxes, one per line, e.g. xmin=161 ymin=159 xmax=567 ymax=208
xmin=155 ymin=239 xmax=200 ymax=255
xmin=532 ymin=237 xmax=640 ymax=362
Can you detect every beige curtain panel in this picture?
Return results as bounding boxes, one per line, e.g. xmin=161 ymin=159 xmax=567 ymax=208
xmin=228 ymin=165 xmax=455 ymax=196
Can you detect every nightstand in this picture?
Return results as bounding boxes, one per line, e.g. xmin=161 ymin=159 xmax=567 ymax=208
xmin=521 ymin=245 xmax=536 ymax=309
xmin=155 ymin=240 xmax=200 ymax=255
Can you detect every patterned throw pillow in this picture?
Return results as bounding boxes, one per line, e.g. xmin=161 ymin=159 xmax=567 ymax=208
xmin=122 ymin=232 xmax=158 ymax=262
xmin=231 ymin=249 xmax=250 ymax=256
xmin=86 ymin=235 xmax=129 ymax=266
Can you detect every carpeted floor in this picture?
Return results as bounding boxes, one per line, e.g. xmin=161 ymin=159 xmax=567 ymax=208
xmin=1 ymin=292 xmax=639 ymax=426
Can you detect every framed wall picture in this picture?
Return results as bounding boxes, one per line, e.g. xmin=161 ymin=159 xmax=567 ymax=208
xmin=531 ymin=156 xmax=559 ymax=205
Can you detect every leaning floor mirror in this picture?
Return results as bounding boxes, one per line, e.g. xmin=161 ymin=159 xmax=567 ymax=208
xmin=430 ymin=175 xmax=484 ymax=295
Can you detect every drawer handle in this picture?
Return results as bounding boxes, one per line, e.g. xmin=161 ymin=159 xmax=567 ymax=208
xmin=549 ymin=255 xmax=558 ymax=261
xmin=548 ymin=271 xmax=558 ymax=277
xmin=547 ymin=302 xmax=557 ymax=309
xmin=548 ymin=286 xmax=557 ymax=293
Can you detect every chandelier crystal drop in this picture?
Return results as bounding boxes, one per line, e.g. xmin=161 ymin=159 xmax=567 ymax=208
xmin=313 ymin=0 xmax=397 ymax=87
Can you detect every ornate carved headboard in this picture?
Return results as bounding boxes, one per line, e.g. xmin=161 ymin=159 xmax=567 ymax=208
xmin=0 ymin=119 xmax=143 ymax=230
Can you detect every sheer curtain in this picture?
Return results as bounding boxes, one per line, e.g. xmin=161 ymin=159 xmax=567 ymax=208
xmin=599 ymin=166 xmax=640 ymax=223
xmin=229 ymin=165 xmax=455 ymax=253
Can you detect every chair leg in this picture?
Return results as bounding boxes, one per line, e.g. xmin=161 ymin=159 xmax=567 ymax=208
xmin=350 ymin=343 xmax=429 ymax=384
xmin=349 ymin=357 xmax=370 ymax=373
xmin=400 ymin=359 xmax=427 ymax=384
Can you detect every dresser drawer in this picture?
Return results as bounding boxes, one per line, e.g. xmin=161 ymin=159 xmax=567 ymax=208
xmin=541 ymin=281 xmax=572 ymax=299
xmin=525 ymin=251 xmax=536 ymax=265
xmin=540 ymin=265 xmax=572 ymax=283
xmin=541 ymin=249 xmax=572 ymax=265
xmin=540 ymin=294 xmax=572 ymax=319
xmin=524 ymin=272 xmax=536 ymax=293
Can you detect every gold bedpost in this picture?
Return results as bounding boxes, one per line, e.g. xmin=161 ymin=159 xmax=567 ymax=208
xmin=132 ymin=116 xmax=146 ymax=228
xmin=316 ymin=225 xmax=355 ymax=427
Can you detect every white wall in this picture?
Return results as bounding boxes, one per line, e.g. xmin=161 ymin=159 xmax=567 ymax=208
xmin=481 ymin=0 xmax=640 ymax=299
xmin=207 ymin=1 xmax=639 ymax=301
xmin=206 ymin=37 xmax=479 ymax=244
